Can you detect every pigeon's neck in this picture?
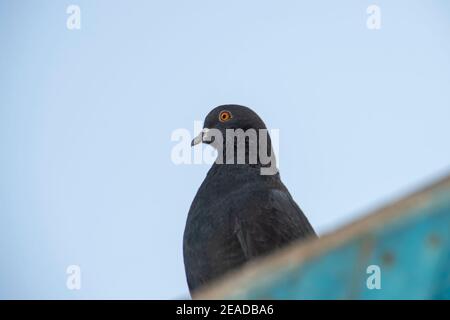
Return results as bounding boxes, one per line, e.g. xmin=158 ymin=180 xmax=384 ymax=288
xmin=190 ymin=161 xmax=282 ymax=218
xmin=207 ymin=162 xmax=280 ymax=183
xmin=194 ymin=163 xmax=282 ymax=208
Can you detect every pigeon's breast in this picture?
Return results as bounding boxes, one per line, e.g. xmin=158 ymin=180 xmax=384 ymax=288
xmin=183 ymin=191 xmax=247 ymax=290
xmin=183 ymin=165 xmax=274 ymax=289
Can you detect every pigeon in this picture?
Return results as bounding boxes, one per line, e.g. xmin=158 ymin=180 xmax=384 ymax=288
xmin=183 ymin=104 xmax=317 ymax=295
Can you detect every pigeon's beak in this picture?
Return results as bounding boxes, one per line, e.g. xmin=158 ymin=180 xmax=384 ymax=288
xmin=191 ymin=128 xmax=210 ymax=146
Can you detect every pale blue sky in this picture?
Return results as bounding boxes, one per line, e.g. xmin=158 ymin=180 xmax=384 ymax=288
xmin=1 ymin=1 xmax=449 ymax=299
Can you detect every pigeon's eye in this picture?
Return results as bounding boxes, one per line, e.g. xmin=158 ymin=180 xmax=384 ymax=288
xmin=219 ymin=110 xmax=232 ymax=122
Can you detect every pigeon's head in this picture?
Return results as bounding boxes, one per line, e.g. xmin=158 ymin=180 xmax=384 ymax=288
xmin=191 ymin=104 xmax=278 ymax=175
xmin=191 ymin=104 xmax=268 ymax=147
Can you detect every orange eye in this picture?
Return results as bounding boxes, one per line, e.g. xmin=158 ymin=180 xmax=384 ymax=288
xmin=219 ymin=110 xmax=232 ymax=122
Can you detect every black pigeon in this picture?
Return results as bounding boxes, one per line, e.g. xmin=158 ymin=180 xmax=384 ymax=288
xmin=183 ymin=104 xmax=317 ymax=294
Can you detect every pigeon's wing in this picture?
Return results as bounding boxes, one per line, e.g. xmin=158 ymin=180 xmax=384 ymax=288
xmin=234 ymin=189 xmax=316 ymax=260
